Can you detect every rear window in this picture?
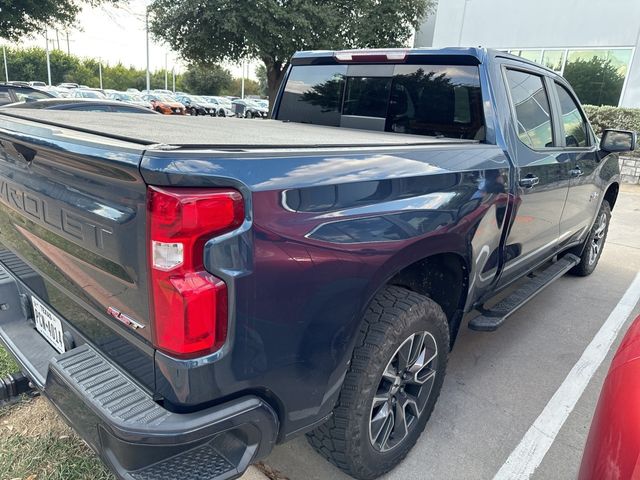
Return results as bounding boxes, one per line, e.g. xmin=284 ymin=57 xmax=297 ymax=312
xmin=277 ymin=63 xmax=484 ymax=140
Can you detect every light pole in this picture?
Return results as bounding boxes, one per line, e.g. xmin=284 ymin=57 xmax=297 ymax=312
xmin=172 ymin=67 xmax=175 ymax=93
xmin=45 ymin=30 xmax=52 ymax=86
xmin=241 ymin=61 xmax=245 ymax=99
xmin=145 ymin=8 xmax=151 ymax=91
xmin=164 ymin=53 xmax=168 ymax=90
xmin=2 ymin=46 xmax=8 ymax=83
xmin=99 ymin=62 xmax=103 ymax=89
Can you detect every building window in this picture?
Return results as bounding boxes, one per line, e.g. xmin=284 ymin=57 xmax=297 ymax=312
xmin=508 ymin=48 xmax=633 ymax=107
xmin=563 ymin=49 xmax=632 ymax=107
xmin=542 ymin=50 xmax=565 ymax=73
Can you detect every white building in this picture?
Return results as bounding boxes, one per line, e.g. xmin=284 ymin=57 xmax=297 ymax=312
xmin=415 ymin=0 xmax=640 ymax=107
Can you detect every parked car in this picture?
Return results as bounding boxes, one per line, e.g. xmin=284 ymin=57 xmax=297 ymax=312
xmin=152 ymin=88 xmax=175 ymax=96
xmin=0 ymin=48 xmax=632 ymax=480
xmin=57 ymin=82 xmax=79 ymax=89
xmin=126 ymin=88 xmax=141 ymax=94
xmin=0 ymin=83 xmax=54 ymax=106
xmin=232 ymin=99 xmax=268 ymax=118
xmin=108 ymin=92 xmax=153 ymax=109
xmin=579 ymin=313 xmax=640 ymax=480
xmin=175 ymin=94 xmax=219 ymax=116
xmin=70 ymin=89 xmax=106 ymax=99
xmin=143 ymin=93 xmax=186 ymax=115
xmin=28 ymin=81 xmax=47 ymax=87
xmin=252 ymin=98 xmax=269 ymax=109
xmin=205 ymin=96 xmax=235 ymax=116
xmin=2 ymin=98 xmax=158 ymax=113
xmin=5 ymin=80 xmax=30 ymax=87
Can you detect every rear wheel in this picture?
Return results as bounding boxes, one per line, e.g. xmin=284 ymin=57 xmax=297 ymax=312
xmin=307 ymin=286 xmax=449 ymax=479
xmin=570 ymin=200 xmax=611 ymax=276
xmin=246 ymin=111 xmax=254 ymax=119
xmin=218 ymin=110 xmax=225 ymax=117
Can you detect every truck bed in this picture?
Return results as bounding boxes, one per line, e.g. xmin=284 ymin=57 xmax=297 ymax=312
xmin=0 ymin=110 xmax=477 ymax=149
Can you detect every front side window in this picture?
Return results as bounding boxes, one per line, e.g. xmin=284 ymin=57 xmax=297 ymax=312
xmin=554 ymin=83 xmax=589 ymax=147
xmin=506 ymin=69 xmax=554 ymax=149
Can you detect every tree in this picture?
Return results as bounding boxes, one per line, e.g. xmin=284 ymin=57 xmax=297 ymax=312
xmin=181 ymin=64 xmax=233 ymax=95
xmin=224 ymin=77 xmax=261 ymax=98
xmin=149 ymin=0 xmax=434 ymax=108
xmin=563 ymin=57 xmax=625 ymax=107
xmin=255 ymin=64 xmax=268 ymax=97
xmin=0 ymin=0 xmax=121 ymax=40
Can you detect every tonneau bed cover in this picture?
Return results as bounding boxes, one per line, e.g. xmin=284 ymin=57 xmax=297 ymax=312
xmin=0 ymin=110 xmax=477 ymax=149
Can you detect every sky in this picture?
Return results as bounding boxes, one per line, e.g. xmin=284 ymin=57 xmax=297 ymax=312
xmin=10 ymin=0 xmax=258 ymax=79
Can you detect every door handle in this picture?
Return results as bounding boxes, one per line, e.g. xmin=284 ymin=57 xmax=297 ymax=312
xmin=569 ymin=167 xmax=583 ymax=177
xmin=519 ymin=175 xmax=539 ymax=189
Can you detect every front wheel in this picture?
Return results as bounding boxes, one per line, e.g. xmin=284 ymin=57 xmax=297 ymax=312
xmin=246 ymin=111 xmax=253 ymax=119
xmin=307 ymin=286 xmax=449 ymax=480
xmin=570 ymin=200 xmax=611 ymax=276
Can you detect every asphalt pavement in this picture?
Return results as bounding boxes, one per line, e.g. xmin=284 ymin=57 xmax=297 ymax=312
xmin=263 ymin=184 xmax=640 ymax=480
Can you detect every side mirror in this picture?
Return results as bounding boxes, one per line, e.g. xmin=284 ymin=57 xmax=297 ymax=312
xmin=600 ymin=129 xmax=636 ymax=153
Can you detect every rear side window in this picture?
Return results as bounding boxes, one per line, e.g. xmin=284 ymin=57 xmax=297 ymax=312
xmin=506 ymin=69 xmax=554 ymax=149
xmin=277 ymin=63 xmax=484 ymax=140
xmin=554 ymin=83 xmax=589 ymax=147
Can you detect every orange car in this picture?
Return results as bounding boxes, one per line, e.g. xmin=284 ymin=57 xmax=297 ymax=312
xmin=143 ymin=94 xmax=186 ymax=115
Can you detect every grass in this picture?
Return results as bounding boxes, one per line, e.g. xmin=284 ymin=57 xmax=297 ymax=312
xmin=0 ymin=347 xmax=18 ymax=378
xmin=0 ymin=346 xmax=114 ymax=480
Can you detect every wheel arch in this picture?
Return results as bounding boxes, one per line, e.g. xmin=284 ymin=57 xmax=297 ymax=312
xmin=604 ymin=182 xmax=619 ymax=211
xmin=386 ymin=252 xmax=469 ymax=348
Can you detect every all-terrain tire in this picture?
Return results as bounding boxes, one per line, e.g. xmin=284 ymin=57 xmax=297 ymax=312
xmin=570 ymin=200 xmax=611 ymax=277
xmin=306 ymin=286 xmax=449 ymax=480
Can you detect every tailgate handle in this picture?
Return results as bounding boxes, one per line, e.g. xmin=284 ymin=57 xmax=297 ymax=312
xmin=1 ymin=140 xmax=37 ymax=164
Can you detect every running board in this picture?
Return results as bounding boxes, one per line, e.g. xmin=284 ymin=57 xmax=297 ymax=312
xmin=468 ymin=254 xmax=581 ymax=332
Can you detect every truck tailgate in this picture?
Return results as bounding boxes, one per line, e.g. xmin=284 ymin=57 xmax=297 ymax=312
xmin=0 ymin=116 xmax=155 ymax=390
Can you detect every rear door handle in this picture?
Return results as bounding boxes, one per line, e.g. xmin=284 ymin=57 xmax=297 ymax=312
xmin=569 ymin=167 xmax=583 ymax=177
xmin=519 ymin=175 xmax=539 ymax=189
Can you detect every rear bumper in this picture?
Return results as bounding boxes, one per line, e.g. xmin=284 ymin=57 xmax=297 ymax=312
xmin=0 ymin=263 xmax=278 ymax=480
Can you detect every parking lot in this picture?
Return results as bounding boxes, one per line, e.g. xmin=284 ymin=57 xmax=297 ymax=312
xmin=263 ymin=185 xmax=640 ymax=480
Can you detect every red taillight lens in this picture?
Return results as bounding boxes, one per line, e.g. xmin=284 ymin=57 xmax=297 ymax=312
xmin=147 ymin=186 xmax=244 ymax=358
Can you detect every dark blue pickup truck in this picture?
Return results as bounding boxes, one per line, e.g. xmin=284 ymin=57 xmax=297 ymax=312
xmin=0 ymin=48 xmax=635 ymax=480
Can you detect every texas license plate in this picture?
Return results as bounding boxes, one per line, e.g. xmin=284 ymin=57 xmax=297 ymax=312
xmin=32 ymin=296 xmax=65 ymax=354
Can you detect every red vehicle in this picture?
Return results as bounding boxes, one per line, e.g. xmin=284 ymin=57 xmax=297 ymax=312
xmin=579 ymin=313 xmax=640 ymax=480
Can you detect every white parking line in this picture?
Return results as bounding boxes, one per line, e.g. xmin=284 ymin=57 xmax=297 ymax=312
xmin=493 ymin=272 xmax=640 ymax=480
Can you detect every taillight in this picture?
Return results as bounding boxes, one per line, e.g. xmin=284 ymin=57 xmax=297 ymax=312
xmin=147 ymin=186 xmax=244 ymax=358
xmin=334 ymin=49 xmax=408 ymax=63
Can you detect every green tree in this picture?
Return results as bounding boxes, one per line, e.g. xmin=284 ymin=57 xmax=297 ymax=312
xmin=0 ymin=0 xmax=122 ymax=40
xmin=255 ymin=64 xmax=268 ymax=97
xmin=149 ymin=0 xmax=434 ymax=107
xmin=181 ymin=64 xmax=233 ymax=95
xmin=1 ymin=46 xmax=188 ymax=90
xmin=223 ymin=77 xmax=260 ymax=98
xmin=563 ymin=57 xmax=625 ymax=107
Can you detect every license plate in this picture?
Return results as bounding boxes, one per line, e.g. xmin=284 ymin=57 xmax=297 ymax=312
xmin=32 ymin=296 xmax=65 ymax=354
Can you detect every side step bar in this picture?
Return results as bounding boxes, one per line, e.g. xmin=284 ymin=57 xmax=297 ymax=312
xmin=469 ymin=254 xmax=581 ymax=332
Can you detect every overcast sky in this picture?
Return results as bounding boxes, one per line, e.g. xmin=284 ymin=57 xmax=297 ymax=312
xmin=11 ymin=0 xmax=257 ymax=79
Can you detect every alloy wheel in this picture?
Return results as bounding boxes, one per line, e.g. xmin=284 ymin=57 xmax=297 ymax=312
xmin=369 ymin=331 xmax=438 ymax=452
xmin=589 ymin=212 xmax=607 ymax=265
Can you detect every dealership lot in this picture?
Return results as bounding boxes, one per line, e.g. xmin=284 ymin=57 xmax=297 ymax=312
xmin=264 ymin=185 xmax=640 ymax=480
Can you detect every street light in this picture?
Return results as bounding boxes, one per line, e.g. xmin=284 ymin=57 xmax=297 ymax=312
xmin=2 ymin=46 xmax=8 ymax=83
xmin=44 ymin=30 xmax=52 ymax=86
xmin=145 ymin=8 xmax=150 ymax=91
